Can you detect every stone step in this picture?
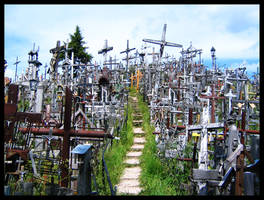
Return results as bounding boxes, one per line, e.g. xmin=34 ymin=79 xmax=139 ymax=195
xmin=133 ymin=127 xmax=145 ymax=136
xmin=124 ymin=158 xmax=140 ymax=165
xmin=131 ymin=144 xmax=144 ymax=151
xmin=133 ymin=127 xmax=145 ymax=134
xmin=133 ymin=120 xmax=143 ymax=122
xmin=120 ymin=167 xmax=141 ymax=180
xmin=133 ymin=114 xmax=142 ymax=117
xmin=126 ymin=151 xmax=142 ymax=158
xmin=133 ymin=120 xmax=143 ymax=126
xmin=117 ymin=186 xmax=142 ymax=195
xmin=117 ymin=166 xmax=142 ymax=195
xmin=118 ymin=179 xmax=140 ymax=188
xmin=134 ymin=137 xmax=145 ymax=144
xmin=117 ymin=184 xmax=142 ymax=195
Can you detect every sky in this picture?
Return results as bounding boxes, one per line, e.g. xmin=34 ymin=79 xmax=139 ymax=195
xmin=4 ymin=4 xmax=260 ymax=80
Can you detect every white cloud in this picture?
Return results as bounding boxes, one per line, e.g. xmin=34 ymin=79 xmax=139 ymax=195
xmin=4 ymin=4 xmax=259 ymax=78
xmin=245 ymin=62 xmax=260 ymax=72
xmin=4 ymin=68 xmax=15 ymax=80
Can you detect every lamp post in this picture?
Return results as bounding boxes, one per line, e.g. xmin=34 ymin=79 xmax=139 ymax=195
xmin=210 ymin=46 xmax=216 ymax=72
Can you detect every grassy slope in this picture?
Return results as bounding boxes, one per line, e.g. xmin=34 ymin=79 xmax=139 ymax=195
xmin=95 ymin=89 xmax=135 ymax=195
xmin=137 ymin=93 xmax=191 ymax=195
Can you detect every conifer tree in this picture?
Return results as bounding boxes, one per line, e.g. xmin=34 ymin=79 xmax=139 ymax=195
xmin=59 ymin=25 xmax=93 ymax=64
xmin=68 ymin=25 xmax=93 ymax=64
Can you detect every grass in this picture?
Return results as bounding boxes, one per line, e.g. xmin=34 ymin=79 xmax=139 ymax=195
xmin=137 ymin=92 xmax=192 ymax=195
xmin=94 ymin=88 xmax=135 ymax=195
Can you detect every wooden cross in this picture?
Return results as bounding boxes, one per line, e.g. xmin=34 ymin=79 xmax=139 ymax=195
xmin=136 ymin=69 xmax=143 ymax=92
xmin=130 ymin=73 xmax=136 ymax=89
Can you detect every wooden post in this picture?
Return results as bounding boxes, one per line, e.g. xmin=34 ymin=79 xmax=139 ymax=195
xmin=61 ymin=87 xmax=72 ymax=188
xmin=235 ymin=152 xmax=244 ymax=195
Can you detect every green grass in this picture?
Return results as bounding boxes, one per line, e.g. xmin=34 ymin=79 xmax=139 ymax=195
xmin=137 ymin=92 xmax=191 ymax=195
xmin=94 ymin=89 xmax=135 ymax=195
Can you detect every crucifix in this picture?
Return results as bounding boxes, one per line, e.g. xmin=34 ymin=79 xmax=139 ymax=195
xmin=143 ymin=24 xmax=182 ymax=59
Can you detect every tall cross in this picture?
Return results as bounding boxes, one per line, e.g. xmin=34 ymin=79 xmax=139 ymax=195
xmin=98 ymin=40 xmax=113 ymax=64
xmin=136 ymin=69 xmax=143 ymax=92
xmin=143 ymin=24 xmax=182 ymax=59
xmin=120 ymin=40 xmax=136 ymax=76
xmin=13 ymin=57 xmax=21 ymax=82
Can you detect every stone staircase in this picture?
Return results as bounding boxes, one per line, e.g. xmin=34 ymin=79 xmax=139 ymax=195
xmin=116 ymin=96 xmax=145 ymax=195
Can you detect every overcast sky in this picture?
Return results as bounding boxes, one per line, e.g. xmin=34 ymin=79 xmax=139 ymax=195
xmin=4 ymin=4 xmax=259 ymax=80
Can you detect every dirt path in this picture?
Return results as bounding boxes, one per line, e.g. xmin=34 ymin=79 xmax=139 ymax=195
xmin=116 ymin=96 xmax=145 ymax=195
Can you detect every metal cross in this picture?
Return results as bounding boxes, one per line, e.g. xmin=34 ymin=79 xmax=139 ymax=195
xmin=120 ymin=40 xmax=136 ymax=72
xmin=143 ymin=24 xmax=182 ymax=59
xmin=98 ymin=40 xmax=113 ymax=64
xmin=13 ymin=57 xmax=21 ymax=83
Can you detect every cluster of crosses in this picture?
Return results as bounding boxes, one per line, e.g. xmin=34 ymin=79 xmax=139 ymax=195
xmin=4 ymin=24 xmax=259 ymax=196
xmin=4 ymin=38 xmax=141 ymax=195
xmin=134 ymin=24 xmax=259 ymax=195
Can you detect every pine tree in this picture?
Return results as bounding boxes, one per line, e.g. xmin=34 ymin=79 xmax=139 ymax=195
xmin=68 ymin=25 xmax=93 ymax=64
xmin=58 ymin=25 xmax=93 ymax=64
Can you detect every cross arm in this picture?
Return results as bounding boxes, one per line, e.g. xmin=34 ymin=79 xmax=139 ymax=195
xmin=120 ymin=47 xmax=136 ymax=54
xmin=165 ymin=41 xmax=183 ymax=48
xmin=142 ymin=38 xmax=163 ymax=45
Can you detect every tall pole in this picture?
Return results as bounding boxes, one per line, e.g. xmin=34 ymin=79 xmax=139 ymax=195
xmin=14 ymin=57 xmax=20 ymax=82
xmin=44 ymin=63 xmax=47 ymax=80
